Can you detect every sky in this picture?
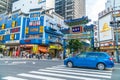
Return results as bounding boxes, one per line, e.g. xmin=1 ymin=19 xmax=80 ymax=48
xmin=86 ymin=0 xmax=107 ymax=22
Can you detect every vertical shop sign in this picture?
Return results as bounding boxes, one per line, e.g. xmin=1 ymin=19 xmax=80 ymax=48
xmin=12 ymin=21 xmax=16 ymax=28
xmin=40 ymin=26 xmax=44 ymax=33
xmin=25 ymin=27 xmax=29 ymax=34
xmin=2 ymin=24 xmax=5 ymax=29
xmin=10 ymin=34 xmax=15 ymax=40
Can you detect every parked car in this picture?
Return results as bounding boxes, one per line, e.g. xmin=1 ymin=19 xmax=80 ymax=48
xmin=64 ymin=52 xmax=114 ymax=70
xmin=0 ymin=54 xmax=3 ymax=58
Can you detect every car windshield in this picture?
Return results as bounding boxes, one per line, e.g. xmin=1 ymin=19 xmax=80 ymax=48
xmin=77 ymin=53 xmax=87 ymax=58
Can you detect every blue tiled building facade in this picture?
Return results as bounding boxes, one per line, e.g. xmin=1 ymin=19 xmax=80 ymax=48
xmin=0 ymin=9 xmax=65 ymax=57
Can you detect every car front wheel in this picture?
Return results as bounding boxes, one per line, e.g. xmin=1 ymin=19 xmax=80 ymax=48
xmin=97 ymin=63 xmax=105 ymax=70
xmin=67 ymin=61 xmax=73 ymax=68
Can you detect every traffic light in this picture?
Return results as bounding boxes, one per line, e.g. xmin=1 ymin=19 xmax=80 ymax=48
xmin=110 ymin=21 xmax=114 ymax=25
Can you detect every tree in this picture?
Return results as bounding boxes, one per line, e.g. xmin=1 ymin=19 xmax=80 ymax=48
xmin=67 ymin=39 xmax=83 ymax=53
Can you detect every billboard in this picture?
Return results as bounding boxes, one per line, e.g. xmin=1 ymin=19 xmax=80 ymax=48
xmin=99 ymin=14 xmax=113 ymax=41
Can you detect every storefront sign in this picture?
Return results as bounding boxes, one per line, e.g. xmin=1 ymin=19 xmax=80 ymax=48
xmin=0 ymin=36 xmax=3 ymax=40
xmin=72 ymin=26 xmax=83 ymax=33
xmin=10 ymin=34 xmax=15 ymax=40
xmin=12 ymin=21 xmax=16 ymax=28
xmin=25 ymin=27 xmax=29 ymax=34
xmin=29 ymin=21 xmax=40 ymax=26
xmin=100 ymin=46 xmax=115 ymax=50
xmin=40 ymin=26 xmax=44 ymax=32
xmin=2 ymin=24 xmax=5 ymax=29
xmin=6 ymin=40 xmax=19 ymax=44
xmin=30 ymin=17 xmax=40 ymax=21
xmin=24 ymin=40 xmax=31 ymax=42
xmin=11 ymin=27 xmax=20 ymax=33
xmin=30 ymin=28 xmax=39 ymax=32
xmin=5 ymin=29 xmax=10 ymax=34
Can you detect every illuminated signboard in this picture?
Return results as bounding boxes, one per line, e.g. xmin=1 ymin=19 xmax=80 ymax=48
xmin=99 ymin=14 xmax=113 ymax=41
xmin=72 ymin=26 xmax=83 ymax=33
xmin=30 ymin=28 xmax=39 ymax=32
xmin=10 ymin=27 xmax=20 ymax=33
xmin=29 ymin=21 xmax=40 ymax=26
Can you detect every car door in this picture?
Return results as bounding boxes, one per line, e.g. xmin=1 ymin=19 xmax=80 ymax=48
xmin=85 ymin=53 xmax=98 ymax=67
xmin=74 ymin=53 xmax=87 ymax=67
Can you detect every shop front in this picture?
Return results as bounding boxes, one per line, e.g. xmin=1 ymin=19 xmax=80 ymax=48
xmin=49 ymin=44 xmax=63 ymax=58
xmin=5 ymin=40 xmax=20 ymax=57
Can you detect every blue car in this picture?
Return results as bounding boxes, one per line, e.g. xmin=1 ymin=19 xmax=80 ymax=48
xmin=64 ymin=52 xmax=114 ymax=70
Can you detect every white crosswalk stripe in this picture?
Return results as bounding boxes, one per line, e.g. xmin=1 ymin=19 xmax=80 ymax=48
xmin=2 ymin=65 xmax=113 ymax=80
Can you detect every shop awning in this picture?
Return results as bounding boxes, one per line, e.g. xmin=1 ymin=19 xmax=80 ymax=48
xmin=38 ymin=46 xmax=48 ymax=53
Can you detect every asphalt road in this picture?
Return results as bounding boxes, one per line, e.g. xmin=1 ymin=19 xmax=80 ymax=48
xmin=0 ymin=59 xmax=119 ymax=80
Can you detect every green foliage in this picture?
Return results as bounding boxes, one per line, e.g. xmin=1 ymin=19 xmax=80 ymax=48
xmin=67 ymin=39 xmax=83 ymax=53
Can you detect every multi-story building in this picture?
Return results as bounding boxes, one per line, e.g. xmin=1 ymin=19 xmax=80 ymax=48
xmin=0 ymin=0 xmax=18 ymax=14
xmin=12 ymin=0 xmax=55 ymax=13
xmin=0 ymin=0 xmax=7 ymax=14
xmin=98 ymin=0 xmax=120 ymax=61
xmin=0 ymin=0 xmax=68 ymax=57
xmin=55 ymin=0 xmax=86 ymax=20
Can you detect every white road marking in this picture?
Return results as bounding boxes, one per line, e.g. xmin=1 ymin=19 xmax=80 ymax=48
xmin=46 ymin=67 xmax=112 ymax=75
xmin=12 ymin=61 xmax=26 ymax=64
xmin=2 ymin=65 xmax=113 ymax=80
xmin=39 ymin=69 xmax=112 ymax=78
xmin=29 ymin=71 xmax=101 ymax=80
xmin=32 ymin=62 xmax=35 ymax=64
xmin=18 ymin=73 xmax=66 ymax=80
xmin=2 ymin=76 xmax=28 ymax=80
xmin=52 ymin=65 xmax=112 ymax=73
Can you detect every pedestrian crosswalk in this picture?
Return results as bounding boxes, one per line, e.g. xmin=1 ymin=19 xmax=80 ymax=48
xmin=2 ymin=65 xmax=113 ymax=80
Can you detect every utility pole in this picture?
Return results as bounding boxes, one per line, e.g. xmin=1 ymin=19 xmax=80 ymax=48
xmin=112 ymin=0 xmax=120 ymax=63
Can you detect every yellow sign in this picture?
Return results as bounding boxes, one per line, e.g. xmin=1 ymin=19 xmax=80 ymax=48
xmin=11 ymin=34 xmax=15 ymax=40
xmin=113 ymin=13 xmax=120 ymax=17
xmin=40 ymin=26 xmax=44 ymax=32
xmin=12 ymin=21 xmax=16 ymax=28
xmin=33 ymin=45 xmax=38 ymax=53
xmin=2 ymin=24 xmax=5 ymax=29
xmin=25 ymin=27 xmax=29 ymax=34
xmin=101 ymin=23 xmax=111 ymax=32
xmin=0 ymin=36 xmax=3 ymax=40
xmin=49 ymin=45 xmax=62 ymax=50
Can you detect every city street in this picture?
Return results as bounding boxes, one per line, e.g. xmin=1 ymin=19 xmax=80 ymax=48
xmin=0 ymin=58 xmax=119 ymax=80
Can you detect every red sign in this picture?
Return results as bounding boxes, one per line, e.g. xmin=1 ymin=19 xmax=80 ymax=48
xmin=11 ymin=28 xmax=20 ymax=33
xmin=25 ymin=40 xmax=31 ymax=42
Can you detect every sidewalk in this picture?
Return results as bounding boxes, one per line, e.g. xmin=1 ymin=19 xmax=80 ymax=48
xmin=111 ymin=63 xmax=120 ymax=80
xmin=0 ymin=57 xmax=62 ymax=61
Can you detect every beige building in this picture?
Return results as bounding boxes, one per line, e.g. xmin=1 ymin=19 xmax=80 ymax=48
xmin=55 ymin=0 xmax=86 ymax=20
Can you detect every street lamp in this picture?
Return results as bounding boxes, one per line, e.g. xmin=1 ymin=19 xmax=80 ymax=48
xmin=110 ymin=0 xmax=120 ymax=63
